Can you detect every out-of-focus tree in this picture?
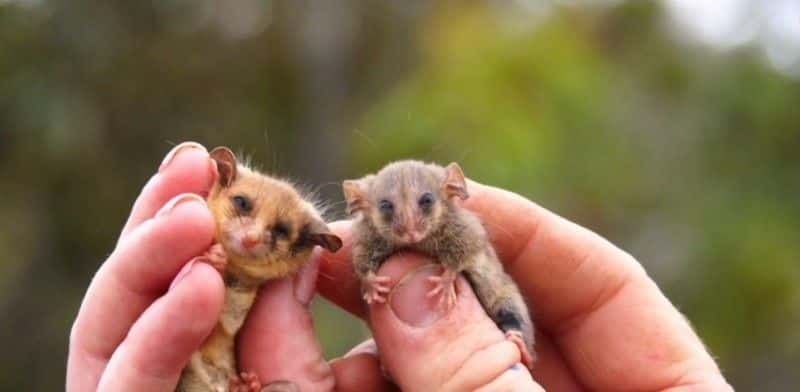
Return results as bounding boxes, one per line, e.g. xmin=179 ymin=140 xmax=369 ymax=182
xmin=350 ymin=2 xmax=800 ymax=389
xmin=0 ymin=0 xmax=798 ymax=390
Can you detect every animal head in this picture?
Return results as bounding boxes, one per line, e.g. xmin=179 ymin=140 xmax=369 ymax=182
xmin=343 ymin=160 xmax=468 ymax=245
xmin=207 ymin=147 xmax=341 ymax=274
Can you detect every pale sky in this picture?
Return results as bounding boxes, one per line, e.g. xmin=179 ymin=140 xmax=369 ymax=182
xmin=664 ymin=0 xmax=800 ymax=76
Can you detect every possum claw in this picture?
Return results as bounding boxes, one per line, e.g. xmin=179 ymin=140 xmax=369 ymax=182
xmin=427 ymin=269 xmax=458 ymax=310
xmin=230 ymin=372 xmax=298 ymax=392
xmin=363 ymin=272 xmax=392 ymax=305
xmin=505 ymin=330 xmax=535 ymax=370
xmin=230 ymin=371 xmax=262 ymax=392
xmin=197 ymin=243 xmax=227 ymax=273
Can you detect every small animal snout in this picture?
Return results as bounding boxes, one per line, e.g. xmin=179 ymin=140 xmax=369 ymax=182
xmin=241 ymin=230 xmax=262 ymax=250
xmin=393 ymin=220 xmax=424 ymax=244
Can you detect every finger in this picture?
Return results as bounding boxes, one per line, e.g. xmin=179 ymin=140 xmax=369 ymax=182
xmin=329 ymin=341 xmax=397 ymax=392
xmin=315 ymin=181 xmax=729 ymax=389
xmin=461 ymin=182 xmax=730 ymax=390
xmin=366 ymin=253 xmax=542 ymax=391
xmin=314 ymin=223 xmax=585 ymax=390
xmin=96 ymin=262 xmax=224 ymax=391
xmin=120 ymin=141 xmax=216 ymax=239
xmin=459 ymin=181 xmax=642 ymax=328
xmin=315 ymin=221 xmax=364 ymax=317
xmin=237 ymin=255 xmax=335 ymax=391
xmin=529 ymin=331 xmax=584 ymax=392
xmin=474 ymin=365 xmax=545 ymax=392
xmin=67 ymin=195 xmax=215 ymax=392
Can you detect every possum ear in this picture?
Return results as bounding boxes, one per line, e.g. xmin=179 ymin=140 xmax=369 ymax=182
xmin=443 ymin=162 xmax=469 ymax=200
xmin=343 ymin=179 xmax=369 ymax=215
xmin=210 ymin=147 xmax=238 ymax=187
xmin=305 ymin=218 xmax=343 ymax=252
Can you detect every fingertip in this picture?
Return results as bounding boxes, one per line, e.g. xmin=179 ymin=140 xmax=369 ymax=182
xmin=143 ymin=194 xmax=216 ymax=260
xmin=121 ymin=142 xmax=216 ymax=238
xmin=330 ymin=354 xmax=397 ymax=392
xmin=294 ymin=252 xmax=321 ymax=305
xmin=173 ymin=262 xmax=225 ymax=318
xmin=96 ymin=262 xmax=225 ymax=391
xmin=314 ymin=221 xmax=354 ymax=268
xmin=153 ymin=261 xmax=224 ymax=360
xmin=315 ymin=221 xmax=365 ymax=317
xmin=366 ymin=254 xmax=514 ymax=390
xmin=157 ymin=194 xmax=216 ymax=239
xmin=157 ymin=142 xmax=215 ymax=194
xmin=111 ymin=195 xmax=216 ymax=294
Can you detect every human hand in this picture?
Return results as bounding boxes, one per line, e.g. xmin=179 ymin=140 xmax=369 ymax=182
xmin=66 ymin=143 xmax=342 ymax=391
xmin=67 ymin=141 xmax=733 ymax=391
xmin=316 ymin=181 xmax=735 ymax=391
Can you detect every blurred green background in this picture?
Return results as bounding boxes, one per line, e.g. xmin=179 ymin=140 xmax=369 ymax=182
xmin=1 ymin=0 xmax=799 ymax=390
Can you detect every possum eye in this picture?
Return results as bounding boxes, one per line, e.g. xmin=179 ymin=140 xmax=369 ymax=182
xmin=272 ymin=222 xmax=290 ymax=239
xmin=379 ymin=199 xmax=394 ymax=215
xmin=232 ymin=195 xmax=253 ymax=214
xmin=418 ymin=192 xmax=435 ymax=212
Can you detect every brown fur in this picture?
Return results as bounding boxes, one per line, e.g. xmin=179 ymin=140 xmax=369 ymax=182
xmin=177 ymin=147 xmax=341 ymax=392
xmin=344 ymin=160 xmax=535 ymax=362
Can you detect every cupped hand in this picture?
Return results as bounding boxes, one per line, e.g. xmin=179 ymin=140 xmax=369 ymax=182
xmin=67 ymin=143 xmax=337 ymax=391
xmin=316 ymin=181 xmax=734 ymax=391
xmin=68 ymin=141 xmax=733 ymax=391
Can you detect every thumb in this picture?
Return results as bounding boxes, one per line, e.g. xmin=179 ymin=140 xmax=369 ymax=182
xmin=237 ymin=253 xmax=335 ymax=391
xmin=367 ymin=252 xmax=543 ymax=391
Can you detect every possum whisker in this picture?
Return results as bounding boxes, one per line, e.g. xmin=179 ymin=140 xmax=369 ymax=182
xmin=352 ymin=128 xmax=378 ymax=150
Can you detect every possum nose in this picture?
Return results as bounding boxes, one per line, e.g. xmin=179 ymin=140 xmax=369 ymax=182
xmin=394 ymin=224 xmax=423 ymax=243
xmin=394 ymin=213 xmax=414 ymax=234
xmin=393 ymin=223 xmax=410 ymax=237
xmin=241 ymin=231 xmax=261 ymax=249
xmin=407 ymin=231 xmax=424 ymax=243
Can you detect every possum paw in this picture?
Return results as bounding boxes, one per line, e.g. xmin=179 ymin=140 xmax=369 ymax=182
xmin=197 ymin=243 xmax=227 ymax=273
xmin=230 ymin=372 xmax=298 ymax=392
xmin=363 ymin=271 xmax=393 ymax=304
xmin=505 ymin=330 xmax=535 ymax=370
xmin=229 ymin=371 xmax=261 ymax=392
xmin=426 ymin=268 xmax=458 ymax=310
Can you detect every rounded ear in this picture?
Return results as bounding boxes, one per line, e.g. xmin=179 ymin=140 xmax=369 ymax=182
xmin=443 ymin=162 xmax=469 ymax=200
xmin=342 ymin=179 xmax=368 ymax=215
xmin=305 ymin=218 xmax=343 ymax=252
xmin=209 ymin=146 xmax=238 ymax=187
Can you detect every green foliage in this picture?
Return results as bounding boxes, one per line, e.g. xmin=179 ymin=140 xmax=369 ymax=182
xmin=351 ymin=3 xmax=800 ymax=389
xmin=0 ymin=0 xmax=798 ymax=390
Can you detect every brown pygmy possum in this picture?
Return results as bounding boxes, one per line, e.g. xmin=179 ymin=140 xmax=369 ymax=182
xmin=343 ymin=161 xmax=536 ymax=369
xmin=177 ymin=147 xmax=342 ymax=392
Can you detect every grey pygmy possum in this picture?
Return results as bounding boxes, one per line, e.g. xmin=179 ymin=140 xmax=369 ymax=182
xmin=343 ymin=160 xmax=536 ymax=369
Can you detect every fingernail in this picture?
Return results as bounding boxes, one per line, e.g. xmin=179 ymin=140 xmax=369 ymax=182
xmin=343 ymin=339 xmax=379 ymax=358
xmin=156 ymin=193 xmax=207 ymax=218
xmin=159 ymin=141 xmax=207 ymax=173
xmin=170 ymin=260 xmax=197 ymax=290
xmin=389 ymin=264 xmax=453 ymax=327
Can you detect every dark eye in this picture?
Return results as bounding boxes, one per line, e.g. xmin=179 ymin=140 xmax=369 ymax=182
xmin=232 ymin=195 xmax=252 ymax=213
xmin=418 ymin=193 xmax=434 ymax=211
xmin=272 ymin=223 xmax=290 ymax=239
xmin=379 ymin=199 xmax=394 ymax=215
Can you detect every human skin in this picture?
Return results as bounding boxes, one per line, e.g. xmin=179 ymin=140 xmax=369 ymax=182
xmin=67 ymin=142 xmax=732 ymax=391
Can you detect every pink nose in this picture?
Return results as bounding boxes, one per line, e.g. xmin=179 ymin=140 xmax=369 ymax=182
xmin=407 ymin=231 xmax=423 ymax=243
xmin=241 ymin=235 xmax=260 ymax=249
xmin=397 ymin=229 xmax=423 ymax=243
